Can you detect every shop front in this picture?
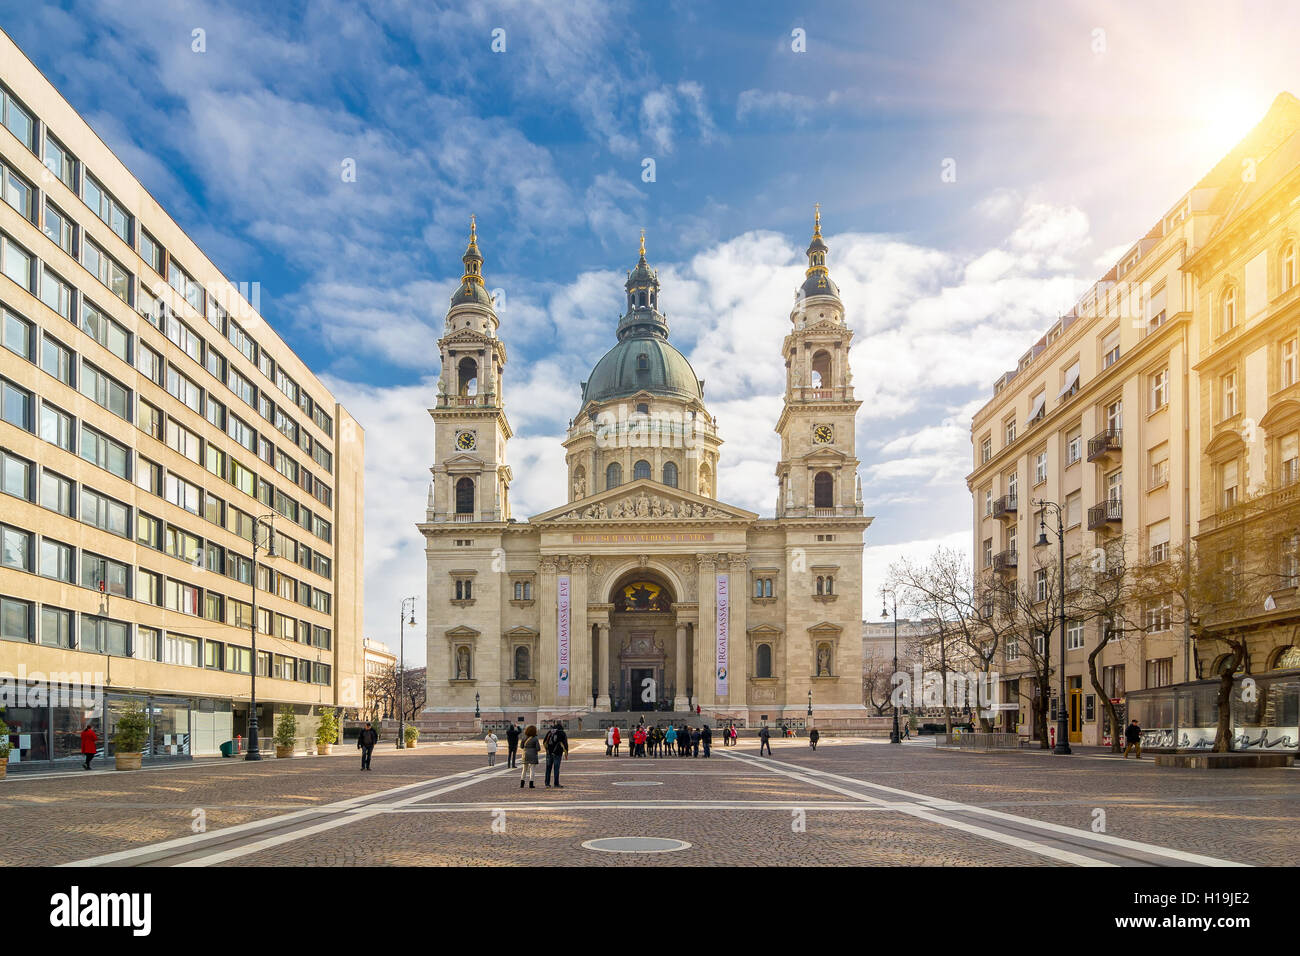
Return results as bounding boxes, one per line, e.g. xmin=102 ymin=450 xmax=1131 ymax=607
xmin=1126 ymin=669 xmax=1300 ymax=752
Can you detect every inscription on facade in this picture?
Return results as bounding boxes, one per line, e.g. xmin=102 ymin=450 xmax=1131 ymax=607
xmin=573 ymin=532 xmax=716 ymax=544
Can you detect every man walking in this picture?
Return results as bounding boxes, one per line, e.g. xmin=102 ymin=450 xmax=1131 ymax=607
xmin=758 ymin=724 xmax=772 ymax=756
xmin=701 ymin=723 xmax=712 ymax=758
xmin=357 ymin=721 xmax=378 ymax=771
xmin=544 ymin=721 xmax=569 ymax=788
xmin=1123 ymin=719 xmax=1143 ymax=759
xmin=506 ymin=722 xmax=520 ymax=768
xmin=809 ymin=728 xmax=819 ymax=751
xmin=485 ymin=729 xmax=499 ymax=766
xmin=80 ymin=722 xmax=98 ymax=770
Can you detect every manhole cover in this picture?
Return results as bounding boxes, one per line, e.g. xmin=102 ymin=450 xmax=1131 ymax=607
xmin=582 ymin=837 xmax=691 ymax=854
xmin=612 ymin=780 xmax=664 ymax=787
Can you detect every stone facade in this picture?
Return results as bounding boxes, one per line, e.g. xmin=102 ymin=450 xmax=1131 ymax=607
xmin=420 ymin=214 xmax=872 ymax=727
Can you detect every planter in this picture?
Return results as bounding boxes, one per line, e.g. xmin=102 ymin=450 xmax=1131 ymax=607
xmin=275 ymin=745 xmax=294 ymax=758
xmin=317 ymin=743 xmax=333 ymax=755
xmin=0 ymin=760 xmax=7 ymax=779
xmin=114 ymin=752 xmax=143 ymax=771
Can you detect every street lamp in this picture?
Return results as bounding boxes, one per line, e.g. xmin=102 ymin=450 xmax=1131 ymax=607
xmin=882 ymin=588 xmax=901 ymax=744
xmin=398 ymin=597 xmax=417 ymax=749
xmin=1034 ymin=499 xmax=1072 ymax=756
xmin=245 ymin=514 xmax=277 ymax=761
xmin=474 ymin=692 xmax=481 ymax=719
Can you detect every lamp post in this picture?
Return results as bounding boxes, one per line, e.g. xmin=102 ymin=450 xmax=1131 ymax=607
xmin=882 ymin=587 xmax=901 ymax=744
xmin=474 ymin=692 xmax=481 ymax=719
xmin=398 ymin=597 xmax=417 ymax=749
xmin=245 ymin=513 xmax=277 ymax=761
xmin=1034 ymin=499 xmax=1072 ymax=755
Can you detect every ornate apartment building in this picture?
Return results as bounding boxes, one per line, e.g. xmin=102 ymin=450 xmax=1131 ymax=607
xmin=420 ymin=212 xmax=872 ymax=729
xmin=0 ymin=29 xmax=365 ymax=763
xmin=967 ymin=93 xmax=1300 ymax=747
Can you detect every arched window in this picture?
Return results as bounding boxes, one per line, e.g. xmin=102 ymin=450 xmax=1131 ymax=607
xmin=514 ymin=646 xmax=531 ymax=681
xmin=606 ymin=461 xmax=622 ymax=489
xmin=1284 ymin=244 xmax=1297 ymax=293
xmin=1272 ymin=645 xmax=1300 ymax=670
xmin=457 ymin=357 xmax=478 ymax=396
xmin=513 ymin=581 xmax=523 ymax=600
xmin=754 ymin=578 xmax=765 ymax=598
xmin=816 ymin=576 xmax=824 ymax=595
xmin=634 ymin=459 xmax=651 ymax=481
xmin=637 ymin=353 xmax=649 ymax=372
xmin=756 ymin=644 xmax=772 ymax=679
xmin=811 ymin=350 xmax=832 ymax=388
xmin=662 ymin=461 xmax=678 ymax=487
xmin=825 ymin=576 xmax=834 ymax=594
xmin=764 ymin=578 xmax=773 ymax=598
xmin=1222 ymin=287 xmax=1236 ymax=332
xmin=814 ymin=471 xmax=834 ymax=508
xmin=455 ymin=477 xmax=474 ymax=514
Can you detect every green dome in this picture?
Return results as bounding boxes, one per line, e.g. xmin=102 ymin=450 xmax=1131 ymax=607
xmin=582 ymin=334 xmax=703 ymax=406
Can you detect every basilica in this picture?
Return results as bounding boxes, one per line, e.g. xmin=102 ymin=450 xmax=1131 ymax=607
xmin=419 ymin=211 xmax=872 ymax=729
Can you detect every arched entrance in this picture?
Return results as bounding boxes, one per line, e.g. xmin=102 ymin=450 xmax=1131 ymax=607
xmin=608 ymin=570 xmax=678 ymax=711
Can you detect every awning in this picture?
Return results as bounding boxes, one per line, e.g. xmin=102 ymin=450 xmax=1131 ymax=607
xmin=1028 ymin=392 xmax=1046 ymax=421
xmin=1057 ymin=362 xmax=1080 ymax=398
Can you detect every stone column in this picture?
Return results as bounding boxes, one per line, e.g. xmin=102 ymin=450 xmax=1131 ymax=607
xmin=673 ymin=623 xmax=689 ymax=711
xmin=596 ymin=622 xmax=611 ymax=710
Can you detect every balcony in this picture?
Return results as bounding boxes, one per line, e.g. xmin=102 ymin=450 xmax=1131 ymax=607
xmin=992 ymin=494 xmax=1018 ymax=520
xmin=1087 ymin=500 xmax=1123 ymax=530
xmin=993 ymin=549 xmax=1019 ymax=572
xmin=1087 ymin=428 xmax=1122 ymax=462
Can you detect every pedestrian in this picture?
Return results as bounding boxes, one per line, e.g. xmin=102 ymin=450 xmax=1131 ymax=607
xmin=612 ymin=725 xmax=621 ymax=756
xmin=544 ymin=721 xmax=569 ymax=787
xmin=605 ymin=725 xmax=616 ymax=757
xmin=758 ymin=724 xmax=771 ymax=756
xmin=696 ymin=705 xmax=701 ymax=716
xmin=664 ymin=724 xmax=677 ymax=755
xmin=702 ymin=723 xmax=712 ymax=758
xmin=1124 ymin=719 xmax=1143 ymax=759
xmin=691 ymin=726 xmax=701 ymax=757
xmin=809 ymin=728 xmax=819 ymax=751
xmin=506 ymin=722 xmax=520 ymax=768
xmin=681 ymin=724 xmax=691 ymax=756
xmin=357 ymin=721 xmax=378 ymax=771
xmin=520 ymin=724 xmax=540 ymax=788
xmin=731 ymin=724 xmax=738 ymax=747
xmin=901 ymin=721 xmax=911 ymax=741
xmin=485 ymin=729 xmax=499 ymax=766
xmin=80 ymin=723 xmax=98 ymax=770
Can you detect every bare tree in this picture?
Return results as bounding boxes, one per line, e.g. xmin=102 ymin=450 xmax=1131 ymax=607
xmin=397 ymin=666 xmax=428 ymax=721
xmin=862 ymin=653 xmax=896 ymax=716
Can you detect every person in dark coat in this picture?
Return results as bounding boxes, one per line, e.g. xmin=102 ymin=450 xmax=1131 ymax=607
xmin=520 ymin=725 xmax=540 ymax=787
xmin=505 ymin=723 xmax=520 ymax=768
xmin=758 ymin=725 xmax=772 ymax=756
xmin=357 ymin=722 xmax=378 ymax=770
xmin=809 ymin=728 xmax=820 ymax=751
xmin=1124 ymin=719 xmax=1143 ymax=759
xmin=701 ymin=724 xmax=712 ymax=758
xmin=681 ymin=724 xmax=691 ymax=757
xmin=80 ymin=723 xmax=98 ymax=770
xmin=544 ymin=721 xmax=569 ymax=787
xmin=690 ymin=727 xmax=701 ymax=757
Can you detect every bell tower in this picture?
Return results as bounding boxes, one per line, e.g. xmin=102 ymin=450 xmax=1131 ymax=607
xmin=774 ymin=206 xmax=863 ymax=517
xmin=429 ymin=217 xmax=512 ymax=522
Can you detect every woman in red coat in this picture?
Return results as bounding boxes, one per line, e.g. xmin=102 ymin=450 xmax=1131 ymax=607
xmin=611 ymin=726 xmax=621 ymax=756
xmin=80 ymin=723 xmax=98 ymax=770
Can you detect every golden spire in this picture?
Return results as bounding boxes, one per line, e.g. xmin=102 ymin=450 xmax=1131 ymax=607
xmin=813 ymin=202 xmax=822 ymax=237
xmin=639 ymin=228 xmax=646 ymax=259
xmin=470 ymin=213 xmax=477 ymax=241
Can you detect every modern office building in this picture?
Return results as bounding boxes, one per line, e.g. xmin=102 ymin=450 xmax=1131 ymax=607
xmin=0 ymin=29 xmax=365 ymax=763
xmin=966 ymin=93 xmax=1300 ymax=747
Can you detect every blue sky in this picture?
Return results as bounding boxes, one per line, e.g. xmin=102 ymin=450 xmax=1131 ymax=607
xmin=5 ymin=0 xmax=1299 ymax=663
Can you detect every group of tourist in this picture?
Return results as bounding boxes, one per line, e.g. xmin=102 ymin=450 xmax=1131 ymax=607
xmin=603 ymin=721 xmax=743 ymax=758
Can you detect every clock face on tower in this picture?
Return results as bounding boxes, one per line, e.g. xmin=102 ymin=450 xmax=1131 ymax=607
xmin=813 ymin=424 xmax=834 ymax=445
xmin=456 ymin=431 xmax=476 ymax=451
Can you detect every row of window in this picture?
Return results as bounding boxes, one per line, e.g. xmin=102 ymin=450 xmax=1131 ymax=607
xmin=2 ymin=306 xmax=335 ymax=542
xmin=0 ymin=593 xmax=332 ymax=684
xmin=0 ymin=105 xmax=335 ymax=446
xmin=0 ymin=517 xmax=334 ymax=642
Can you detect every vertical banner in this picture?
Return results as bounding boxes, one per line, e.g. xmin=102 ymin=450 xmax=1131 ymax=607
xmin=715 ymin=573 xmax=729 ymax=697
xmin=557 ymin=575 xmax=571 ymax=697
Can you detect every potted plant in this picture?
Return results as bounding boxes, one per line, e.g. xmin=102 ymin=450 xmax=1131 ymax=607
xmin=274 ymin=705 xmax=297 ymax=758
xmin=0 ymin=717 xmax=11 ymax=779
xmin=403 ymin=725 xmax=419 ymax=749
xmin=112 ymin=704 xmax=150 ymax=771
xmin=315 ymin=708 xmax=339 ymax=755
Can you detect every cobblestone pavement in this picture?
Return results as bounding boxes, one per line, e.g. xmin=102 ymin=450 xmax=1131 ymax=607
xmin=3 ymin=738 xmax=1295 ymax=866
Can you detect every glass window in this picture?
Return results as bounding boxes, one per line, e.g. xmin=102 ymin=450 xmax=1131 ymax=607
xmin=83 ymin=174 xmax=132 ymax=244
xmin=160 ymin=632 xmax=199 ymax=666
xmin=136 ymin=511 xmax=161 ymax=550
xmin=1 ymin=524 xmax=31 ymax=571
xmin=42 ymin=199 xmax=75 ymax=253
xmin=81 ymin=552 xmax=130 ymax=597
xmin=41 ymin=335 xmax=74 ymax=385
xmin=79 ymin=362 xmax=131 ymax=420
xmin=81 ymin=301 xmax=132 ymax=363
xmin=2 ymin=308 xmax=33 ymax=360
xmin=166 ymin=365 xmax=203 ymax=413
xmin=136 ymin=399 xmax=162 ymax=439
xmin=165 ymin=578 xmax=200 ymax=615
xmin=1 ymin=161 xmax=34 ymax=220
xmin=227 ymin=366 xmax=255 ymax=407
xmin=83 ymin=616 xmax=130 ymax=656
xmin=79 ymin=425 xmax=130 ymax=479
xmin=138 ymin=568 xmax=162 ymax=606
xmin=136 ymin=342 xmax=163 ymax=384
xmin=2 ymin=378 xmax=32 ymax=429
xmin=205 ymin=444 xmax=226 ymax=479
xmin=38 ymin=400 xmax=74 ymax=450
xmin=1 ymin=86 xmax=34 ymax=150
xmin=0 ymin=595 xmax=31 ymax=642
xmin=204 ymin=346 xmax=225 ymax=383
xmin=205 ymin=394 xmax=226 ymax=430
xmin=135 ymin=455 xmax=161 ymax=494
xmin=80 ymin=487 xmax=130 ymax=537
xmin=2 ymin=233 xmax=34 ymax=290
xmin=204 ymin=491 xmax=225 ymax=526
xmin=38 ymin=537 xmax=73 ymax=582
xmin=43 ymin=134 xmax=77 ymax=189
xmin=1 ymin=449 xmax=32 ymax=499
xmin=164 ymin=312 xmax=204 ymax=364
xmin=139 ymin=230 xmax=164 ymax=275
xmin=39 ymin=607 xmax=74 ymax=649
xmin=164 ymin=473 xmax=201 ymax=514
xmin=165 ymin=417 xmax=201 ymax=462
xmin=39 ymin=470 xmax=74 ymax=515
xmin=84 ymin=237 xmax=131 ymax=303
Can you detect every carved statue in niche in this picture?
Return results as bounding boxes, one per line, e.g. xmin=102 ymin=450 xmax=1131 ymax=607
xmin=573 ymin=473 xmax=586 ymax=498
xmin=699 ymin=473 xmax=712 ymax=497
xmin=456 ymin=646 xmax=472 ymax=680
xmin=816 ymin=643 xmax=832 ymax=677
